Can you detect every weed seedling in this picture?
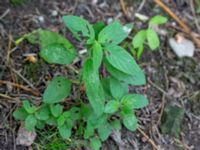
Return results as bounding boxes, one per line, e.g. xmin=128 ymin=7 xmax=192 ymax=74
xmin=13 ymin=15 xmax=150 ymax=150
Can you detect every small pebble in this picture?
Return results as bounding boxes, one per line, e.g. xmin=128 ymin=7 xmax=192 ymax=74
xmin=51 ymin=10 xmax=58 ymax=17
xmin=38 ymin=16 xmax=45 ymax=23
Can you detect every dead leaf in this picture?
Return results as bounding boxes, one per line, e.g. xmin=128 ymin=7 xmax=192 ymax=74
xmin=16 ymin=125 xmax=37 ymax=146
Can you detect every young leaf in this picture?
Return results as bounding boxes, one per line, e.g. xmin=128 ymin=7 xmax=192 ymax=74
xmin=93 ymin=21 xmax=106 ymax=39
xmin=121 ymin=94 xmax=149 ymax=109
xmin=104 ymin=100 xmax=120 ymax=114
xmin=137 ymin=45 xmax=144 ymax=60
xmin=132 ymin=30 xmax=146 ymax=48
xmin=40 ymin=43 xmax=76 ymax=65
xmin=122 ymin=113 xmax=138 ymax=131
xmin=110 ymin=120 xmax=121 ymax=130
xmin=109 ymin=78 xmax=129 ymax=100
xmin=161 ymin=106 xmax=184 ymax=137
xmin=57 ymin=113 xmax=66 ymax=127
xmin=92 ymin=41 xmax=103 ymax=70
xmin=43 ymin=76 xmax=71 ymax=104
xmin=13 ymin=108 xmax=28 ymax=120
xmin=97 ymin=122 xmax=112 ymax=141
xmin=45 ymin=116 xmax=57 ymax=126
xmin=90 ymin=137 xmax=101 ymax=150
xmin=25 ymin=115 xmax=37 ymax=131
xmin=35 ymin=104 xmax=50 ymax=120
xmin=36 ymin=120 xmax=45 ymax=129
xmin=149 ymin=15 xmax=167 ymax=25
xmin=84 ymin=123 xmax=95 ymax=139
xmin=104 ymin=59 xmax=146 ymax=85
xmin=22 ymin=100 xmax=36 ymax=114
xmin=62 ymin=15 xmax=95 ymax=44
xmin=83 ymin=59 xmax=105 ymax=116
xmin=68 ymin=107 xmax=81 ymax=121
xmin=58 ymin=124 xmax=71 ymax=139
xmin=98 ymin=21 xmax=130 ymax=47
xmin=105 ymin=46 xmax=142 ymax=75
xmin=50 ymin=104 xmax=63 ymax=117
xmin=147 ymin=28 xmax=159 ymax=50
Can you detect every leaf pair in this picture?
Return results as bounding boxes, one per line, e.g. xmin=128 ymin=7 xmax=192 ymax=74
xmin=132 ymin=15 xmax=167 ymax=59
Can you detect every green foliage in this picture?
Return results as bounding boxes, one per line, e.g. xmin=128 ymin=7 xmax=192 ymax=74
xmin=132 ymin=15 xmax=167 ymax=59
xmin=13 ymin=15 xmax=149 ymax=150
xmin=161 ymin=106 xmax=184 ymax=137
xmin=43 ymin=76 xmax=71 ymax=104
xmin=10 ymin=0 xmax=28 ymax=5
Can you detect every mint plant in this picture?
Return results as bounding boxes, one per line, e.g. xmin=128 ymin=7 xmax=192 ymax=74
xmin=132 ymin=15 xmax=167 ymax=59
xmin=13 ymin=15 xmax=149 ymax=149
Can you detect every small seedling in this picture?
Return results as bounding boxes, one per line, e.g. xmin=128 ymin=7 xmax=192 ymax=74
xmin=13 ymin=15 xmax=149 ymax=149
xmin=132 ymin=15 xmax=167 ymax=59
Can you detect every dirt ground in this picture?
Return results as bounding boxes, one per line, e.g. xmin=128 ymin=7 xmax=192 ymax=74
xmin=0 ymin=0 xmax=200 ymax=150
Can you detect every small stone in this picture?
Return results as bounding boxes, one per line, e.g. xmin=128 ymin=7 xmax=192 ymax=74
xmin=169 ymin=35 xmax=195 ymax=58
xmin=38 ymin=16 xmax=45 ymax=23
xmin=16 ymin=125 xmax=37 ymax=146
xmin=51 ymin=10 xmax=58 ymax=17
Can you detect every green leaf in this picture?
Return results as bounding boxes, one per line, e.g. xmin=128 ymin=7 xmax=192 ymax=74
xmin=58 ymin=124 xmax=71 ymax=139
xmin=161 ymin=106 xmax=184 ymax=137
xmin=13 ymin=108 xmax=28 ymax=120
xmin=80 ymin=104 xmax=92 ymax=119
xmin=149 ymin=15 xmax=167 ymax=25
xmin=40 ymin=43 xmax=76 ymax=65
xmin=57 ymin=113 xmax=66 ymax=127
xmin=98 ymin=21 xmax=130 ymax=47
xmin=22 ymin=100 xmax=36 ymax=114
xmin=110 ymin=120 xmax=121 ymax=130
xmin=45 ymin=116 xmax=57 ymax=126
xmin=36 ymin=120 xmax=45 ymax=129
xmin=110 ymin=78 xmax=129 ymax=99
xmin=35 ymin=104 xmax=50 ymax=120
xmin=104 ymin=100 xmax=120 ymax=114
xmin=101 ymin=77 xmax=113 ymax=99
xmin=132 ymin=30 xmax=146 ymax=48
xmin=105 ymin=46 xmax=141 ymax=75
xmin=83 ymin=59 xmax=105 ymax=116
xmin=68 ymin=107 xmax=81 ymax=120
xmin=104 ymin=59 xmax=145 ymax=85
xmin=92 ymin=41 xmax=103 ymax=70
xmin=121 ymin=94 xmax=149 ymax=109
xmin=90 ymin=137 xmax=101 ymax=150
xmin=122 ymin=113 xmax=138 ymax=131
xmin=25 ymin=115 xmax=37 ymax=131
xmin=43 ymin=76 xmax=71 ymax=104
xmin=84 ymin=123 xmax=95 ymax=139
xmin=93 ymin=21 xmax=106 ymax=39
xmin=62 ymin=15 xmax=95 ymax=44
xmin=97 ymin=122 xmax=112 ymax=141
xmin=23 ymin=30 xmax=77 ymax=63
xmin=136 ymin=45 xmax=144 ymax=60
xmin=147 ymin=28 xmax=159 ymax=50
xmin=50 ymin=104 xmax=63 ymax=117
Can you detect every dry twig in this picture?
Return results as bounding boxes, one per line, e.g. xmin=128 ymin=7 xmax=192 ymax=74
xmin=0 ymin=80 xmax=40 ymax=96
xmin=154 ymin=0 xmax=200 ymax=48
xmin=137 ymin=127 xmax=160 ymax=150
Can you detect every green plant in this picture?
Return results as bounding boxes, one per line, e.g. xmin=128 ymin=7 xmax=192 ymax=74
xmin=10 ymin=0 xmax=28 ymax=5
xmin=13 ymin=15 xmax=149 ymax=150
xmin=132 ymin=15 xmax=167 ymax=59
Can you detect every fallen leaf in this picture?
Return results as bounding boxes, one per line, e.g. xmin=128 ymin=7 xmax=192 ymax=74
xmin=16 ymin=125 xmax=37 ymax=146
xmin=161 ymin=105 xmax=184 ymax=137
